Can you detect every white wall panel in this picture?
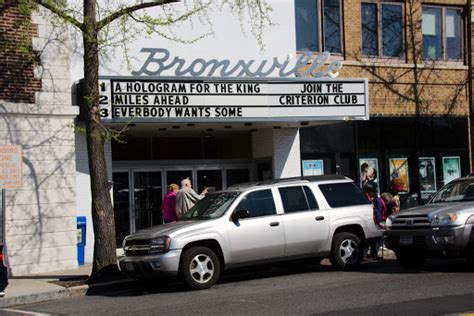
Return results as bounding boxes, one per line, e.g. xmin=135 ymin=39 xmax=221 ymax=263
xmin=6 ymin=217 xmax=76 ymax=236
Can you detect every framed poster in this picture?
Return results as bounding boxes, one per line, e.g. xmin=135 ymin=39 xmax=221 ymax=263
xmin=389 ymin=158 xmax=410 ymax=193
xmin=359 ymin=158 xmax=379 ymax=193
xmin=302 ymin=160 xmax=324 ymax=176
xmin=419 ymin=157 xmax=437 ymax=193
xmin=442 ymin=156 xmax=461 ymax=184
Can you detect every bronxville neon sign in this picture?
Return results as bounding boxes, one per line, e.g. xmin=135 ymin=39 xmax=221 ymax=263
xmin=132 ymin=48 xmax=343 ymax=78
xmin=97 ymin=48 xmax=369 ymax=122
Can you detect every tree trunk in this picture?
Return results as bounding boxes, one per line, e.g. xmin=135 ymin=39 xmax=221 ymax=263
xmin=83 ymin=0 xmax=119 ymax=282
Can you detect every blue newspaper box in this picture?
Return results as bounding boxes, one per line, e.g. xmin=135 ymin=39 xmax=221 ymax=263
xmin=77 ymin=216 xmax=87 ymax=266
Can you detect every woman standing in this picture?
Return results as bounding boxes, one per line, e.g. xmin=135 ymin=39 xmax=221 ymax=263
xmin=162 ymin=184 xmax=179 ymax=224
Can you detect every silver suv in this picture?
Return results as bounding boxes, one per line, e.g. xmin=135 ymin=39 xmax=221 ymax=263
xmin=119 ymin=175 xmax=382 ymax=290
xmin=385 ymin=176 xmax=474 ymax=268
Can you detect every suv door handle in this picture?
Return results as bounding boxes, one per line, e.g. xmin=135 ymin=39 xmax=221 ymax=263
xmin=270 ymin=222 xmax=280 ymax=227
xmin=315 ymin=216 xmax=325 ymax=221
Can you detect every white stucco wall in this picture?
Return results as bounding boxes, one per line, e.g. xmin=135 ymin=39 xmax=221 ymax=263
xmin=0 ymin=104 xmax=78 ymax=275
xmin=0 ymin=8 xmax=80 ymax=276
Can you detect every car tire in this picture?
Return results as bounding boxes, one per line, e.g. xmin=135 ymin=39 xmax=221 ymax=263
xmin=180 ymin=246 xmax=221 ymax=290
xmin=395 ymin=249 xmax=425 ymax=270
xmin=330 ymin=232 xmax=363 ymax=270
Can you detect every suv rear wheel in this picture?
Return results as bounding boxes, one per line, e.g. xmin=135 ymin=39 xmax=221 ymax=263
xmin=330 ymin=232 xmax=363 ymax=270
xmin=180 ymin=246 xmax=221 ymax=290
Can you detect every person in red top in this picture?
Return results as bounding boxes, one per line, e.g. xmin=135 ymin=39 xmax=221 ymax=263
xmin=162 ymin=184 xmax=179 ymax=224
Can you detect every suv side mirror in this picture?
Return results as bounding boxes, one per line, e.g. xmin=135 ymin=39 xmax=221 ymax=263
xmin=231 ymin=209 xmax=250 ymax=223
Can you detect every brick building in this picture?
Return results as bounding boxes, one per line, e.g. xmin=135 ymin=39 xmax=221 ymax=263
xmin=297 ymin=0 xmax=471 ymax=207
xmin=0 ymin=0 xmax=472 ymax=274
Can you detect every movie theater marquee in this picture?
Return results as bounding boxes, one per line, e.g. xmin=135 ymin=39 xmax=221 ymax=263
xmin=98 ymin=48 xmax=368 ymax=122
xmin=99 ymin=77 xmax=368 ymax=122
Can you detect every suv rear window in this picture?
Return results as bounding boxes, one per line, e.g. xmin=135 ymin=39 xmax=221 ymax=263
xmin=279 ymin=186 xmax=319 ymax=213
xmin=319 ymin=182 xmax=370 ymax=208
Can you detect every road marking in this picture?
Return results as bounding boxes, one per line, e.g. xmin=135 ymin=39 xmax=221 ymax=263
xmin=0 ymin=309 xmax=50 ymax=315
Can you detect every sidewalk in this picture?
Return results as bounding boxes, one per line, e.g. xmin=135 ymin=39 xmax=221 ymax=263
xmin=0 ymin=264 xmax=134 ymax=308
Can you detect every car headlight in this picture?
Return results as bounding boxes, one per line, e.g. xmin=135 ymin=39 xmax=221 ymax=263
xmin=431 ymin=213 xmax=459 ymax=226
xmin=149 ymin=237 xmax=171 ymax=253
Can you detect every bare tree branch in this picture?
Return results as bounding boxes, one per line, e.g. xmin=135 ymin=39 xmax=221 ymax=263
xmin=34 ymin=0 xmax=83 ymax=31
xmin=97 ymin=0 xmax=178 ymax=30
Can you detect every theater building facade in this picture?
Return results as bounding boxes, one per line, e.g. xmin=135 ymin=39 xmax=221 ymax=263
xmin=0 ymin=0 xmax=472 ymax=274
xmin=103 ymin=0 xmax=472 ymax=246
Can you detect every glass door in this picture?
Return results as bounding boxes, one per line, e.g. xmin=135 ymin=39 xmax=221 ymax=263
xmin=166 ymin=170 xmax=193 ymax=188
xmin=197 ymin=170 xmax=222 ymax=194
xmin=226 ymin=169 xmax=250 ymax=187
xmin=133 ymin=171 xmax=163 ymax=231
xmin=112 ymin=172 xmax=131 ymax=247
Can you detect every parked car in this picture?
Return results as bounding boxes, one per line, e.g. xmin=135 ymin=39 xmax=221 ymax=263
xmin=119 ymin=175 xmax=382 ymax=290
xmin=385 ymin=176 xmax=474 ymax=268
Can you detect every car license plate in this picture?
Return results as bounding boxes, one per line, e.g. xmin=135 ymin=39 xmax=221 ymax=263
xmin=400 ymin=235 xmax=413 ymax=245
xmin=125 ymin=262 xmax=135 ymax=272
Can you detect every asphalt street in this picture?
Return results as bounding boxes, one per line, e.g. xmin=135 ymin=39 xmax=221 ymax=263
xmin=5 ymin=259 xmax=474 ymax=316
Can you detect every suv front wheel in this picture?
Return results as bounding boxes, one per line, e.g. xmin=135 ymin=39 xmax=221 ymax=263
xmin=180 ymin=246 xmax=221 ymax=290
xmin=330 ymin=232 xmax=363 ymax=270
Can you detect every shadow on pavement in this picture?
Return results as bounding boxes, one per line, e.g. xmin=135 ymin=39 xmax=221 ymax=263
xmin=84 ymin=258 xmax=473 ymax=298
xmin=358 ymin=257 xmax=474 ymax=274
xmin=85 ymin=260 xmax=336 ymax=297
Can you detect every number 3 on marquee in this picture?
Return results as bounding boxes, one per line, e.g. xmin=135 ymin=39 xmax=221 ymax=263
xmin=99 ymin=108 xmax=109 ymax=118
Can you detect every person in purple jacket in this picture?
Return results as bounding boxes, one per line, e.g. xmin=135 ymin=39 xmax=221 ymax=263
xmin=162 ymin=184 xmax=179 ymax=224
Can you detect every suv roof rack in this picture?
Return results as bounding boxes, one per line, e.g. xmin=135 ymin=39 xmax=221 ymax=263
xmin=227 ymin=174 xmax=349 ymax=190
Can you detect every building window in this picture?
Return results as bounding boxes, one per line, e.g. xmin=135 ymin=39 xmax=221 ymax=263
xmin=422 ymin=6 xmax=463 ymax=61
xmin=361 ymin=1 xmax=404 ymax=58
xmin=295 ymin=0 xmax=342 ymax=53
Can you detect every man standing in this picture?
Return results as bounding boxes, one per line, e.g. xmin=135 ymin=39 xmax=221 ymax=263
xmin=176 ymin=178 xmax=208 ymax=219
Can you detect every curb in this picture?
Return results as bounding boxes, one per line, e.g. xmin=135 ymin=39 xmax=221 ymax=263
xmin=0 ymin=278 xmax=137 ymax=308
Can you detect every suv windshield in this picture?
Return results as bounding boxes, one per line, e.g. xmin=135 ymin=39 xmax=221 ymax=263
xmin=430 ymin=178 xmax=474 ymax=203
xmin=182 ymin=191 xmax=241 ymax=220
